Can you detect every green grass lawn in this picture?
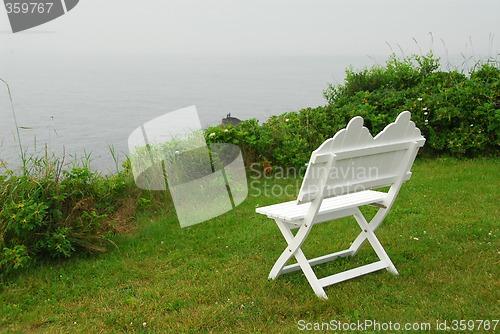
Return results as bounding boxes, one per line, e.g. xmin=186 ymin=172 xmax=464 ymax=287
xmin=1 ymin=158 xmax=499 ymax=333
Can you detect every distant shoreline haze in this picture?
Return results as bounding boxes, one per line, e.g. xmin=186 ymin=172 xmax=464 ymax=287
xmin=0 ymin=53 xmax=493 ymax=171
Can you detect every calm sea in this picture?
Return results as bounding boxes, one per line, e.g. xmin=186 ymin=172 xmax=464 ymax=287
xmin=0 ymin=54 xmax=381 ymax=172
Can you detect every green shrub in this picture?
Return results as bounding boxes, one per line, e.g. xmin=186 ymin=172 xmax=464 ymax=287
xmin=0 ymin=154 xmax=140 ymax=277
xmin=206 ymin=118 xmax=262 ymax=165
xmin=326 ymin=54 xmax=499 ymax=156
xmin=206 ymin=53 xmax=499 ymax=167
xmin=0 ymin=245 xmax=30 ymax=273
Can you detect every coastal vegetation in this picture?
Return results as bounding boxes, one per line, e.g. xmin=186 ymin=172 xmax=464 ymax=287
xmin=206 ymin=53 xmax=499 ymax=167
xmin=0 ymin=53 xmax=499 ymax=332
xmin=2 ymin=52 xmax=499 ymax=276
xmin=0 ymin=154 xmax=147 ymax=276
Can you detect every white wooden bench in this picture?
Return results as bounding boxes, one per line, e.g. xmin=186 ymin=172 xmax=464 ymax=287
xmin=256 ymin=111 xmax=425 ymax=299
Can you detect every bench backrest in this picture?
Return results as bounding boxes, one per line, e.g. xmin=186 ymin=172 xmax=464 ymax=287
xmin=297 ymin=111 xmax=425 ymax=204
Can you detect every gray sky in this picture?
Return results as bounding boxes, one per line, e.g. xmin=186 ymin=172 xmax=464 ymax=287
xmin=0 ymin=0 xmax=499 ymax=57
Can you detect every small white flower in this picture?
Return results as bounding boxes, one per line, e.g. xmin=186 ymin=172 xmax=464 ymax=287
xmin=143 ymin=322 xmax=147 ymax=328
xmin=422 ymin=107 xmax=428 ymax=111
xmin=425 ymin=120 xmax=429 ymax=124
xmin=424 ymin=112 xmax=428 ymax=116
xmin=174 ymin=150 xmax=180 ymax=154
xmin=285 ymin=118 xmax=289 ymax=122
xmin=224 ymin=129 xmax=229 ymax=132
xmin=413 ymin=237 xmax=419 ymax=241
xmin=417 ymin=98 xmax=423 ymax=101
xmin=470 ymin=124 xmax=473 ymax=127
xmin=209 ymin=132 xmax=216 ymax=137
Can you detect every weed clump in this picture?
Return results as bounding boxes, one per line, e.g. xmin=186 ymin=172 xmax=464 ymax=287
xmin=0 ymin=153 xmax=145 ymax=277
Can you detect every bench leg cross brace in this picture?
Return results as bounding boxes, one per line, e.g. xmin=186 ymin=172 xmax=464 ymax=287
xmin=268 ymin=207 xmax=398 ymax=299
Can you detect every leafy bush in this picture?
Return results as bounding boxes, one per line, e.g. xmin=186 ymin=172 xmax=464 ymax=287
xmin=206 ymin=53 xmax=499 ymax=167
xmin=206 ymin=119 xmax=262 ymax=164
xmin=324 ymin=54 xmax=499 ymax=156
xmin=0 ymin=154 xmax=140 ymax=277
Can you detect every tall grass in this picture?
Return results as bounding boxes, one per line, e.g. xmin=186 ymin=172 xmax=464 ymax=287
xmin=0 ymin=78 xmax=24 ymax=173
xmin=0 ymin=77 xmax=207 ymax=277
xmin=0 ymin=146 xmax=149 ymax=277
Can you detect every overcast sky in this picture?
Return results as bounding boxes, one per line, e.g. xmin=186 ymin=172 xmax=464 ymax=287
xmin=0 ymin=0 xmax=499 ymax=57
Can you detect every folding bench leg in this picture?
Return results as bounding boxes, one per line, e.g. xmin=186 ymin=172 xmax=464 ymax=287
xmin=352 ymin=208 xmax=398 ymax=275
xmin=268 ymin=208 xmax=397 ymax=300
xmin=269 ymin=219 xmax=328 ymax=299
xmin=349 ymin=208 xmax=388 ymax=255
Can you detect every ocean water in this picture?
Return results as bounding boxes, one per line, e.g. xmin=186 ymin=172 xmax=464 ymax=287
xmin=0 ymin=54 xmax=380 ymax=171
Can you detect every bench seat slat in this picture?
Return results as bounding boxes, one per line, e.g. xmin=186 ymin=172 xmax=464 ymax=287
xmin=256 ymin=190 xmax=386 ymax=222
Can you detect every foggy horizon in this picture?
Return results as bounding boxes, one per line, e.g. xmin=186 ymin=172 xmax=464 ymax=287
xmin=0 ymin=0 xmax=499 ymax=58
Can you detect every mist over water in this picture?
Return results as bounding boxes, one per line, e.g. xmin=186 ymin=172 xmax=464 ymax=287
xmin=0 ymin=54 xmax=365 ymax=170
xmin=0 ymin=53 xmax=485 ymax=171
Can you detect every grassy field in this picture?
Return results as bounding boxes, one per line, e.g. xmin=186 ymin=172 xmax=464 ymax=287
xmin=0 ymin=158 xmax=498 ymax=333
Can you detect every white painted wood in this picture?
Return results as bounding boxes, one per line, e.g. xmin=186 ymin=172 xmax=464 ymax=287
xmin=317 ymin=261 xmax=388 ymax=287
xmin=280 ymin=249 xmax=354 ymax=275
xmin=297 ymin=111 xmax=424 ymax=204
xmin=256 ymin=111 xmax=425 ymax=299
xmin=256 ymin=190 xmax=386 ymax=222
